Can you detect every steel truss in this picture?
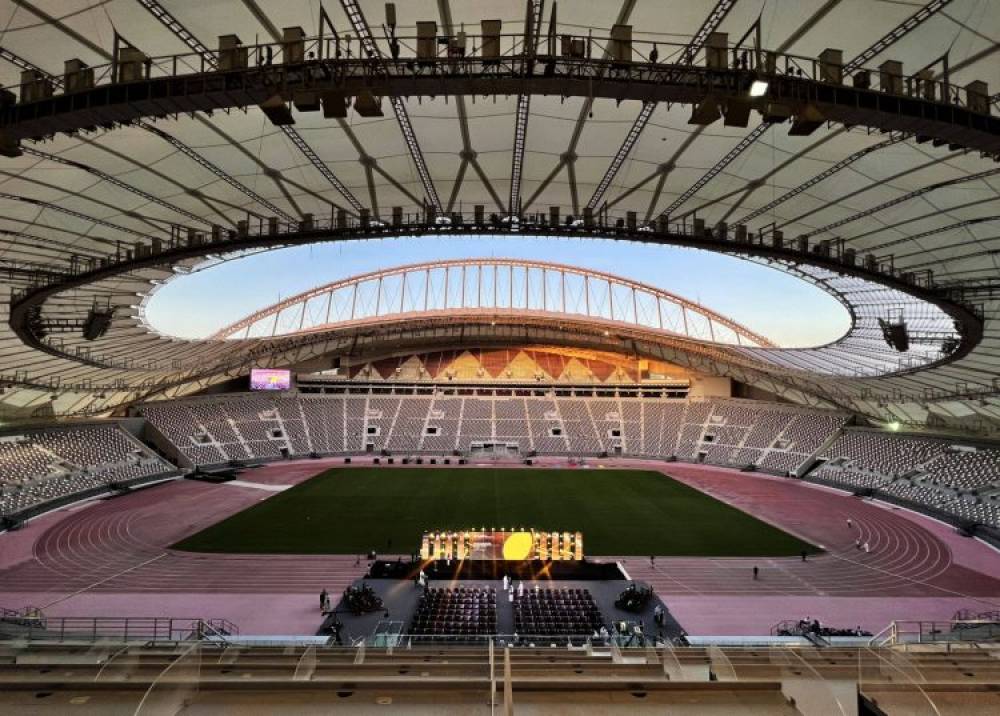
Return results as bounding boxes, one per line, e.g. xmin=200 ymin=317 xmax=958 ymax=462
xmin=2 ymin=33 xmax=997 ymax=160
xmin=653 ymin=0 xmax=959 ymax=221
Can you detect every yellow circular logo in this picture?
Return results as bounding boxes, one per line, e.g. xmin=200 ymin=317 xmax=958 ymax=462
xmin=501 ymin=532 xmax=534 ymax=561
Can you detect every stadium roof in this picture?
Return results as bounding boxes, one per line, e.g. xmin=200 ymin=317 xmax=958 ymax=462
xmin=0 ymin=0 xmax=998 ymax=434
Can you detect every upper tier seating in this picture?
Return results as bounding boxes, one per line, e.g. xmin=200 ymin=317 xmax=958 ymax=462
xmin=922 ymin=449 xmax=1000 ymax=491
xmin=807 ymin=431 xmax=1000 ymax=526
xmin=820 ymin=431 xmax=947 ymax=478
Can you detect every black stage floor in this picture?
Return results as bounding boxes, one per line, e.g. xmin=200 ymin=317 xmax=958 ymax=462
xmin=367 ymin=558 xmax=625 ymax=581
xmin=320 ymin=559 xmax=684 ymax=645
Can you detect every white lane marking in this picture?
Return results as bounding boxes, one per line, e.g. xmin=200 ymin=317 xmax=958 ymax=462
xmin=226 ymin=480 xmax=291 ymax=492
xmin=39 ymin=553 xmax=168 ymax=609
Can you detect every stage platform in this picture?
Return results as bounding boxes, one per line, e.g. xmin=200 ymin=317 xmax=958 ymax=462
xmin=320 ymin=571 xmax=683 ymax=646
xmin=368 ymin=558 xmax=625 ymax=581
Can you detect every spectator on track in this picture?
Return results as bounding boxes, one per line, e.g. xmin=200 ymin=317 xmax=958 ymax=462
xmin=753 ymin=565 xmax=759 ymax=580
xmin=847 ymin=518 xmax=853 ymax=529
xmin=863 ymin=542 xmax=870 ymax=553
xmin=801 ymin=550 xmax=808 ymax=562
xmin=320 ymin=588 xmax=328 ymax=612
xmin=650 ymin=555 xmax=656 ymax=567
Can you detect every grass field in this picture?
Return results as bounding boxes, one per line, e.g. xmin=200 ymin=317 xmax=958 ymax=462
xmin=174 ymin=467 xmax=817 ymax=557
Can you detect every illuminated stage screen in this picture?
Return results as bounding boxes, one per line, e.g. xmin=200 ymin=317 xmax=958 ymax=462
xmin=249 ymin=369 xmax=292 ymax=391
xmin=420 ymin=529 xmax=582 ymax=562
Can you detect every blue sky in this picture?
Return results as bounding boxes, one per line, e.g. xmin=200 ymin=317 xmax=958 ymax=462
xmin=145 ymin=236 xmax=850 ymax=347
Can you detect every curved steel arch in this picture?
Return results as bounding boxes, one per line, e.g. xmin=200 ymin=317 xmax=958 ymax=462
xmin=131 ymin=311 xmax=860 ymax=415
xmin=208 ymin=258 xmax=777 ymax=348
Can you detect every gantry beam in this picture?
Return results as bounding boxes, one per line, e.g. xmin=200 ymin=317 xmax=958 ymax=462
xmin=508 ymin=0 xmax=545 ymax=215
xmin=657 ymin=0 xmax=954 ymax=221
xmin=4 ymin=54 xmax=997 ymax=157
xmin=340 ymin=0 xmax=442 ymax=213
xmin=0 ymin=24 xmax=297 ymax=223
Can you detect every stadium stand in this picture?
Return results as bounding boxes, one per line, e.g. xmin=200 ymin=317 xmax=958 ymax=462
xmin=8 ymin=393 xmax=998 ymax=529
xmin=138 ymin=393 xmax=848 ymax=471
xmin=0 ymin=424 xmax=176 ymax=518
xmin=137 ymin=391 xmax=1000 ymax=529
xmin=923 ymin=448 xmax=1000 ymax=491
xmin=1 ymin=639 xmax=999 ymax=713
xmin=805 ymin=429 xmax=1000 ymax=527
xmin=819 ymin=431 xmax=948 ymax=478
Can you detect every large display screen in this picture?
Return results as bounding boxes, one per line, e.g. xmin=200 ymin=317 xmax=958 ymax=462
xmin=250 ymin=368 xmax=291 ymax=391
xmin=420 ymin=529 xmax=583 ymax=561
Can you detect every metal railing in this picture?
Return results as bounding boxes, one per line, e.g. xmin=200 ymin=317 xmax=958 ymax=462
xmin=869 ymin=619 xmax=1000 ymax=647
xmin=3 ymin=30 xmax=990 ymax=116
xmin=354 ymin=631 xmax=669 ymax=649
xmin=0 ymin=613 xmax=239 ymax=644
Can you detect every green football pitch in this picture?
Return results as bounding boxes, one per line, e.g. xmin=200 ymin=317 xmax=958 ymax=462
xmin=174 ymin=467 xmax=817 ymax=557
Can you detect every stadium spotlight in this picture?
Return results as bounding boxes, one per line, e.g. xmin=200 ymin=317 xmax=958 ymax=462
xmin=749 ymin=78 xmax=769 ymax=97
xmin=887 ymin=421 xmax=901 ymax=432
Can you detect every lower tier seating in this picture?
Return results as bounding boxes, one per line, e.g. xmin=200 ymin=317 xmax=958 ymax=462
xmin=0 ymin=424 xmax=176 ymax=517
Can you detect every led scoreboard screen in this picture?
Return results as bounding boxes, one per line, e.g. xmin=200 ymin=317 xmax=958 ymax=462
xmin=420 ymin=529 xmax=583 ymax=562
xmin=249 ymin=368 xmax=292 ymax=391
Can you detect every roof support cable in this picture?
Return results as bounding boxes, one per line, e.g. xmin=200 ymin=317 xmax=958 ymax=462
xmin=339 ymin=0 xmax=442 ymax=213
xmin=137 ymin=122 xmax=295 ymax=222
xmin=137 ymin=0 xmax=363 ymax=215
xmin=587 ymin=0 xmax=737 ymax=212
xmin=735 ymin=135 xmax=907 ymax=225
xmin=657 ymin=0 xmax=953 ymax=222
xmin=806 ymin=166 xmax=1000 ymax=239
xmin=21 ymin=146 xmax=211 ymax=227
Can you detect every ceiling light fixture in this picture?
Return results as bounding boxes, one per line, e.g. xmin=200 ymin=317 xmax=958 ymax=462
xmin=749 ymin=79 xmax=769 ymax=97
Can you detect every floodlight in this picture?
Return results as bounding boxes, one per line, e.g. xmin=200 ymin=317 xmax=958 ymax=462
xmin=887 ymin=421 xmax=901 ymax=432
xmin=749 ymin=79 xmax=769 ymax=97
